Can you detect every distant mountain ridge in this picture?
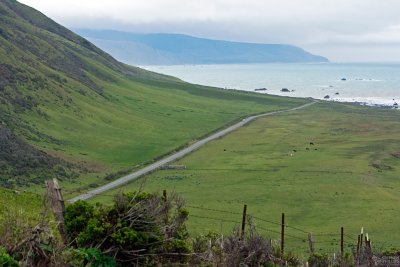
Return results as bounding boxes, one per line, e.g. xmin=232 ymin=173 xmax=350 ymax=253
xmin=74 ymin=29 xmax=329 ymax=65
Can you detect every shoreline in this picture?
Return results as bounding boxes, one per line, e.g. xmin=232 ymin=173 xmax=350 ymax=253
xmin=141 ymin=63 xmax=400 ymax=109
xmin=254 ymin=91 xmax=399 ymax=109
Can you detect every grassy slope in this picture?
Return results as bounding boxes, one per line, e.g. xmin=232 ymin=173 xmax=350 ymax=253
xmin=33 ymin=81 xmax=306 ymax=195
xmin=0 ymin=188 xmax=43 ymax=230
xmin=92 ymin=102 xmax=400 ymax=255
xmin=0 ymin=0 xmax=307 ymax=190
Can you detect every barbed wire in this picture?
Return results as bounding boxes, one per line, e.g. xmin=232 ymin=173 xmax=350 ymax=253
xmin=344 ymin=233 xmax=358 ymax=241
xmin=285 ymin=224 xmax=310 ymax=234
xmin=313 ymin=233 xmax=338 ymax=237
xmin=253 ymin=224 xmax=281 ymax=236
xmin=251 ymin=215 xmax=281 ymax=226
xmin=186 ymin=204 xmax=242 ymax=215
xmin=189 ymin=214 xmax=241 ymax=224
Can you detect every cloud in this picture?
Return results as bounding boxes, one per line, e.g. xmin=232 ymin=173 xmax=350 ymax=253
xmin=18 ymin=0 xmax=400 ymax=61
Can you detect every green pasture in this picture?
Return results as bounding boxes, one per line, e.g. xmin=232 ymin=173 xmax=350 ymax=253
xmin=0 ymin=188 xmax=43 ymax=232
xmin=90 ymin=102 xmax=400 ymax=255
xmin=22 ymin=73 xmax=306 ymax=194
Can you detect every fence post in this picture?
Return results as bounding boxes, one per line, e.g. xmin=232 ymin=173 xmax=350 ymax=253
xmin=365 ymin=234 xmax=373 ymax=265
xmin=341 ymin=227 xmax=344 ymax=257
xmin=356 ymin=234 xmax=360 ymax=265
xmin=162 ymin=190 xmax=168 ymax=225
xmin=240 ymin=204 xmax=247 ymax=240
xmin=281 ymin=213 xmax=285 ymax=256
xmin=45 ymin=178 xmax=68 ymax=245
xmin=308 ymin=233 xmax=315 ymax=255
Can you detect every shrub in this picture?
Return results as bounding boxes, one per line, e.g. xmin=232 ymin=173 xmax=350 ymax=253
xmin=65 ymin=191 xmax=190 ymax=266
xmin=61 ymin=247 xmax=117 ymax=267
xmin=309 ymin=253 xmax=330 ymax=267
xmin=193 ymin=220 xmax=288 ymax=267
xmin=0 ymin=247 xmax=19 ymax=267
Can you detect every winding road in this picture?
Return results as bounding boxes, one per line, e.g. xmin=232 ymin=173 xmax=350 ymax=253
xmin=68 ymin=101 xmax=317 ymax=202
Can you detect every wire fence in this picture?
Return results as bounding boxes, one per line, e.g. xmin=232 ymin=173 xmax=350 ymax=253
xmin=4 ymin=187 xmax=395 ymax=255
xmin=182 ymin=203 xmax=386 ymax=254
xmin=55 ymin=188 xmax=399 ymax=253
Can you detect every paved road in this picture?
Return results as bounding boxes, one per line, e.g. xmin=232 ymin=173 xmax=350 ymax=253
xmin=68 ymin=101 xmax=317 ymax=202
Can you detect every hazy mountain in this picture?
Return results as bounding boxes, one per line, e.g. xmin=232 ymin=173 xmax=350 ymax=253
xmin=74 ymin=29 xmax=329 ymax=65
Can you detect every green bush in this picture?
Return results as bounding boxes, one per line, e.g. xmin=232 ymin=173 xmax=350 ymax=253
xmin=65 ymin=192 xmax=190 ymax=266
xmin=75 ymin=248 xmax=116 ymax=267
xmin=0 ymin=247 xmax=19 ymax=267
xmin=61 ymin=247 xmax=116 ymax=267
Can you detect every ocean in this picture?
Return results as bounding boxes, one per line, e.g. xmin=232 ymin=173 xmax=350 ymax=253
xmin=142 ymin=63 xmax=400 ymax=107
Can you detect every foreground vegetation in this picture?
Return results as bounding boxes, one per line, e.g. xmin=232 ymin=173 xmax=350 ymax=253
xmin=92 ymin=102 xmax=400 ymax=254
xmin=0 ymin=190 xmax=384 ymax=266
xmin=0 ymin=191 xmax=294 ymax=266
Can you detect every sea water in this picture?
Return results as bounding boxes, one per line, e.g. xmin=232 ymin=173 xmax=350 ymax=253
xmin=142 ymin=63 xmax=400 ymax=107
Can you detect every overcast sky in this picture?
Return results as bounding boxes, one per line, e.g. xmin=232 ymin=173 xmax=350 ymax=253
xmin=19 ymin=0 xmax=400 ymax=62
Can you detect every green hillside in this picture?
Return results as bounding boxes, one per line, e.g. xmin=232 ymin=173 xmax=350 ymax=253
xmin=0 ymin=0 xmax=305 ymax=190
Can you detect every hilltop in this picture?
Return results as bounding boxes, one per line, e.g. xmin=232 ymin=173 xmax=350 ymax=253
xmin=0 ymin=0 xmax=306 ymax=188
xmin=74 ymin=29 xmax=329 ymax=65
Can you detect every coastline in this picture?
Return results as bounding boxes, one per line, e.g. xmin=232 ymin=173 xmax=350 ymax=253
xmin=141 ymin=63 xmax=400 ymax=109
xmin=255 ymin=91 xmax=399 ymax=109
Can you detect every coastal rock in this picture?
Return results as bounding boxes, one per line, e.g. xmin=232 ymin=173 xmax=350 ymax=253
xmin=281 ymin=88 xmax=290 ymax=92
xmin=335 ymin=92 xmax=339 ymax=95
xmin=341 ymin=78 xmax=347 ymax=81
xmin=324 ymin=95 xmax=330 ymax=99
xmin=254 ymin=88 xmax=267 ymax=91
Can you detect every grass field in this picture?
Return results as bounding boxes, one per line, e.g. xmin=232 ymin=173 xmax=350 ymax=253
xmin=25 ymin=79 xmax=307 ymax=195
xmin=0 ymin=188 xmax=43 ymax=232
xmin=89 ymin=101 xmax=400 ymax=255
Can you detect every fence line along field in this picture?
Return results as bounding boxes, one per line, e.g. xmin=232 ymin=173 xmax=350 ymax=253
xmin=88 ymin=101 xmax=400 ymax=253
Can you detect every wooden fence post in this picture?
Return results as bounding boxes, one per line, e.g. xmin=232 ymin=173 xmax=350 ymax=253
xmin=45 ymin=178 xmax=68 ymax=245
xmin=341 ymin=227 xmax=344 ymax=257
xmin=365 ymin=233 xmax=373 ymax=265
xmin=308 ymin=233 xmax=315 ymax=255
xmin=162 ymin=190 xmax=169 ymax=225
xmin=356 ymin=234 xmax=361 ymax=265
xmin=281 ymin=213 xmax=285 ymax=256
xmin=240 ymin=204 xmax=247 ymax=240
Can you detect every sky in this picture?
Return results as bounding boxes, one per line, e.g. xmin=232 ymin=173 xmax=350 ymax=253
xmin=19 ymin=0 xmax=400 ymax=62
